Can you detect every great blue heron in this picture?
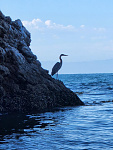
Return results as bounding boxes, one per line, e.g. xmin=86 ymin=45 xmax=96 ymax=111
xmin=51 ymin=54 xmax=68 ymax=77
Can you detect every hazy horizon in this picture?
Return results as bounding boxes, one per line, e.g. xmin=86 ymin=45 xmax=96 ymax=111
xmin=41 ymin=59 xmax=113 ymax=74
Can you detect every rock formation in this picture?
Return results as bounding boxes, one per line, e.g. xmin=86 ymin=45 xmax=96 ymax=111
xmin=0 ymin=11 xmax=84 ymax=113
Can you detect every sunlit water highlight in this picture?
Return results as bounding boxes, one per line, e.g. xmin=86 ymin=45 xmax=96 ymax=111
xmin=0 ymin=73 xmax=113 ymax=150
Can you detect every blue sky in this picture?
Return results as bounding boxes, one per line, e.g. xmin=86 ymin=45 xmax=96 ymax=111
xmin=1 ymin=0 xmax=113 ymax=73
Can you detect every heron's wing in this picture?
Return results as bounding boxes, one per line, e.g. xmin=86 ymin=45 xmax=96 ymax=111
xmin=51 ymin=62 xmax=62 ymax=76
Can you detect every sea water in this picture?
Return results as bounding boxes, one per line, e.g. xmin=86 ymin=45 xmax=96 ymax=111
xmin=0 ymin=73 xmax=113 ymax=150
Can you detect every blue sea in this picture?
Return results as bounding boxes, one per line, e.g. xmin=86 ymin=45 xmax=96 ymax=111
xmin=0 ymin=73 xmax=113 ymax=150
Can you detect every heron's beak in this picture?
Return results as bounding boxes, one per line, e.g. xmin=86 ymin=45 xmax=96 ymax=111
xmin=64 ymin=54 xmax=68 ymax=56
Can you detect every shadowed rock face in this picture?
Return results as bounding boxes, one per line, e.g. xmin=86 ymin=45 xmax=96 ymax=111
xmin=0 ymin=11 xmax=84 ymax=113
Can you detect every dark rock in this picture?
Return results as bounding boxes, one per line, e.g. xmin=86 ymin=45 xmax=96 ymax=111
xmin=0 ymin=25 xmax=6 ymax=38
xmin=0 ymin=11 xmax=84 ymax=113
xmin=0 ymin=86 xmax=5 ymax=97
xmin=0 ymin=65 xmax=10 ymax=76
xmin=5 ymin=16 xmax=12 ymax=24
xmin=0 ymin=11 xmax=5 ymax=19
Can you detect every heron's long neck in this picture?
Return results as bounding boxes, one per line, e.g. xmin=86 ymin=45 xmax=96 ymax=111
xmin=59 ymin=56 xmax=62 ymax=64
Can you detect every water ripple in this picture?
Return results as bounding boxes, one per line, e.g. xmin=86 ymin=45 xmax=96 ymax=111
xmin=0 ymin=73 xmax=113 ymax=149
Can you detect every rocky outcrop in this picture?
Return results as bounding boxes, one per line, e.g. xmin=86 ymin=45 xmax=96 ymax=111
xmin=0 ymin=11 xmax=84 ymax=113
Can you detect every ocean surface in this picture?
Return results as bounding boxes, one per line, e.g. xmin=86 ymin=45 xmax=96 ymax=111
xmin=0 ymin=73 xmax=113 ymax=150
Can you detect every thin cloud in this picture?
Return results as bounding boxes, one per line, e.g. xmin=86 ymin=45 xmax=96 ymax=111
xmin=93 ymin=27 xmax=106 ymax=32
xmin=22 ymin=18 xmax=75 ymax=31
xmin=22 ymin=19 xmax=44 ymax=30
xmin=91 ymin=36 xmax=106 ymax=40
xmin=45 ymin=19 xmax=74 ymax=30
xmin=45 ymin=20 xmax=51 ymax=26
xmin=80 ymin=25 xmax=85 ymax=28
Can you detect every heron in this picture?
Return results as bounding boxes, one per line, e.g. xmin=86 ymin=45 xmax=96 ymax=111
xmin=51 ymin=54 xmax=68 ymax=78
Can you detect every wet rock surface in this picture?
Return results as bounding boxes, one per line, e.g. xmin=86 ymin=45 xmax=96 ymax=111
xmin=0 ymin=11 xmax=84 ymax=113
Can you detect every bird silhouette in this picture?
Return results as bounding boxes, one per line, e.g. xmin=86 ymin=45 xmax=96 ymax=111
xmin=51 ymin=54 xmax=68 ymax=78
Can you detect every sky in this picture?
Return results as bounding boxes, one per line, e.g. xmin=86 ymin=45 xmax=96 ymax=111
xmin=1 ymin=0 xmax=113 ymax=74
